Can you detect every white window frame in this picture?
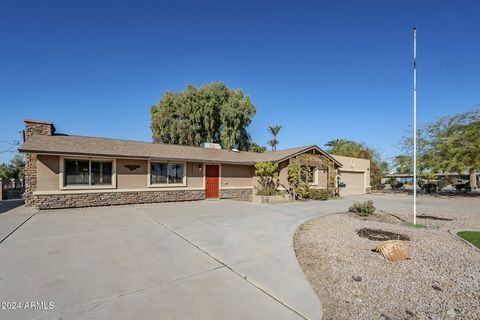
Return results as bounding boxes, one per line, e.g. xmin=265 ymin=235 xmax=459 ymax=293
xmin=148 ymin=161 xmax=187 ymax=187
xmin=59 ymin=157 xmax=117 ymax=190
xmin=301 ymin=165 xmax=318 ymax=186
xmin=312 ymin=167 xmax=318 ymax=186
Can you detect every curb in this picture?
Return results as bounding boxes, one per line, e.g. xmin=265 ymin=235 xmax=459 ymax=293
xmin=448 ymin=229 xmax=480 ymax=252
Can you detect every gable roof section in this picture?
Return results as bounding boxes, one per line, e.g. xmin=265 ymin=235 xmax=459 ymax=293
xmin=18 ymin=134 xmax=341 ymax=166
xmin=255 ymin=145 xmax=342 ymax=166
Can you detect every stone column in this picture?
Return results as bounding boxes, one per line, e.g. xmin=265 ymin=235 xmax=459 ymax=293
xmin=22 ymin=120 xmax=55 ymax=207
xmin=24 ymin=153 xmax=38 ymax=206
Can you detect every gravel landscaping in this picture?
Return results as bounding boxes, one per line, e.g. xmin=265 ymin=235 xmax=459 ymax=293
xmin=294 ymin=205 xmax=480 ymax=320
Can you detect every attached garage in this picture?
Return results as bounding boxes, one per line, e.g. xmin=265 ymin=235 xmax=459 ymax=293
xmin=338 ymin=171 xmax=366 ymax=195
xmin=331 ymin=154 xmax=371 ymax=195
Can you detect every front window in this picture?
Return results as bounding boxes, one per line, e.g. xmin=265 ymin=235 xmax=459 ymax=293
xmin=64 ymin=159 xmax=113 ymax=186
xmin=301 ymin=166 xmax=317 ymax=185
xmin=150 ymin=162 xmax=184 ymax=185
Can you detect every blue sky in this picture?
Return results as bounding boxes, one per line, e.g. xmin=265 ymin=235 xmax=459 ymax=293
xmin=1 ymin=0 xmax=479 ymax=164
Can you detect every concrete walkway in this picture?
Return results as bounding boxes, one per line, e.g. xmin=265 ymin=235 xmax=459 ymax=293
xmin=1 ymin=194 xmax=477 ymax=319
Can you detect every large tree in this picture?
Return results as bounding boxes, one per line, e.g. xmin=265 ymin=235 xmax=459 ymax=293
xmin=404 ymin=108 xmax=480 ymax=189
xmin=0 ymin=155 xmax=24 ymax=179
xmin=325 ymin=139 xmax=384 ymax=190
xmin=393 ymin=155 xmax=413 ymax=174
xmin=151 ymin=82 xmax=256 ymax=150
xmin=248 ymin=142 xmax=267 ymax=153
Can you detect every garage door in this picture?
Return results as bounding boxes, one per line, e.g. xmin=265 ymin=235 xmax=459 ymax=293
xmin=339 ymin=171 xmax=365 ymax=195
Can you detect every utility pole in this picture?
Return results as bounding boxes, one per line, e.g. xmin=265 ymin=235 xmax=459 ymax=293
xmin=413 ymin=27 xmax=417 ymax=225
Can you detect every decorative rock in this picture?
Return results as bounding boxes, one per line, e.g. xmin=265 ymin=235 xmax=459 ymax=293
xmin=376 ymin=240 xmax=411 ymax=262
xmin=405 ymin=310 xmax=416 ymax=317
xmin=447 ymin=308 xmax=456 ymax=317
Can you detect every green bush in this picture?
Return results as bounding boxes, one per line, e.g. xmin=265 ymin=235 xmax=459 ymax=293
xmin=255 ymin=161 xmax=279 ymax=196
xmin=349 ymin=200 xmax=376 ymax=216
xmin=256 ymin=187 xmax=279 ymax=196
xmin=388 ymin=178 xmax=404 ymax=190
xmin=309 ymin=189 xmax=334 ymax=201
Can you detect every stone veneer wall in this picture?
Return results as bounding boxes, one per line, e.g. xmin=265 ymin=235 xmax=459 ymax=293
xmin=33 ymin=188 xmax=254 ymax=209
xmin=24 ymin=121 xmax=55 ymax=141
xmin=220 ymin=188 xmax=253 ymax=201
xmin=24 ymin=121 xmax=54 ymax=207
xmin=33 ymin=190 xmax=206 ymax=210
xmin=24 ymin=153 xmax=37 ymax=206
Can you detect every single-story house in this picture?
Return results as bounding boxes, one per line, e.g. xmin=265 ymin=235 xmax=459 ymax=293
xmin=18 ymin=120 xmax=371 ymax=209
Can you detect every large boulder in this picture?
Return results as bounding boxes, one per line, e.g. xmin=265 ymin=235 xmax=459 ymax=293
xmin=376 ymin=240 xmax=411 ymax=262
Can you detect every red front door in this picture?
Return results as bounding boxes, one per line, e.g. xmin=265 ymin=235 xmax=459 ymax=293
xmin=205 ymin=165 xmax=220 ymax=198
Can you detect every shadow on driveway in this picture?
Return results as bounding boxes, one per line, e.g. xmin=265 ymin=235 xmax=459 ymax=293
xmin=0 ymin=199 xmax=25 ymax=214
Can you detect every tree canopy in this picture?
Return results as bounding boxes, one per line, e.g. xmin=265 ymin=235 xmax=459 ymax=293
xmin=151 ymin=82 xmax=256 ymax=151
xmin=325 ymin=139 xmax=384 ymax=189
xmin=248 ymin=143 xmax=267 ymax=153
xmin=393 ymin=155 xmax=413 ymax=174
xmin=403 ymin=108 xmax=480 ymax=188
xmin=0 ymin=155 xmax=24 ymax=179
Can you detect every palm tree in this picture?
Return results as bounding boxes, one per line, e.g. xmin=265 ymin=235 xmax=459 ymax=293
xmin=394 ymin=155 xmax=413 ymax=174
xmin=267 ymin=125 xmax=282 ymax=151
xmin=267 ymin=139 xmax=278 ymax=151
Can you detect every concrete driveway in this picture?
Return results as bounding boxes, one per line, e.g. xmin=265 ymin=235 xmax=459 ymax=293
xmin=1 ymin=194 xmax=478 ymax=320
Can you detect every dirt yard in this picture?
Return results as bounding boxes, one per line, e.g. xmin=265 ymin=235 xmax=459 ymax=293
xmin=294 ymin=207 xmax=480 ymax=320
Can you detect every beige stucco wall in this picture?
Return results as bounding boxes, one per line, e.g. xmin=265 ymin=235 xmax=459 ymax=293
xmin=116 ymin=159 xmax=148 ymax=189
xmin=37 ymin=155 xmax=60 ymax=191
xmin=221 ymin=164 xmax=254 ymax=188
xmin=36 ymin=157 xmax=208 ymax=192
xmin=277 ymin=160 xmax=289 ymax=187
xmin=317 ymin=168 xmax=328 ymax=188
xmin=277 ymin=159 xmax=330 ymax=189
xmin=187 ymin=162 xmax=204 ymax=188
xmin=331 ymin=154 xmax=371 ymax=186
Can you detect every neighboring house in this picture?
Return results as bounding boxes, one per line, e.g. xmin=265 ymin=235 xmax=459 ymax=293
xmin=18 ymin=120 xmax=370 ymax=209
xmin=383 ymin=173 xmax=480 ymax=185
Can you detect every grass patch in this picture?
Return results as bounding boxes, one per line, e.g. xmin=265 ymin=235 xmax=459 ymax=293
xmin=402 ymin=222 xmax=427 ymax=229
xmin=457 ymin=231 xmax=480 ymax=249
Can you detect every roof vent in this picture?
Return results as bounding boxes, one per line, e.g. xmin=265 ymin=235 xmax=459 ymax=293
xmin=200 ymin=142 xmax=222 ymax=149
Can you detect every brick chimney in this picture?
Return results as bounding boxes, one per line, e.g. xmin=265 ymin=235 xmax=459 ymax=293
xmin=24 ymin=119 xmax=55 ymax=141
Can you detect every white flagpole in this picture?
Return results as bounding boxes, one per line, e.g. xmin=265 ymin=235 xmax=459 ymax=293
xmin=413 ymin=27 xmax=417 ymax=225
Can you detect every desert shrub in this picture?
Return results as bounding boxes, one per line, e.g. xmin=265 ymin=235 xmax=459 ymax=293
xmin=255 ymin=161 xmax=279 ymax=196
xmin=437 ymin=178 xmax=449 ymax=190
xmin=349 ymin=200 xmax=376 ymax=216
xmin=387 ymin=177 xmax=404 ymax=190
xmin=256 ymin=187 xmax=279 ymax=196
xmin=309 ymin=189 xmax=334 ymax=201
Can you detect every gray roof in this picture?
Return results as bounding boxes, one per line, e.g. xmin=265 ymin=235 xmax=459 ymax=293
xmin=19 ymin=134 xmax=341 ymax=166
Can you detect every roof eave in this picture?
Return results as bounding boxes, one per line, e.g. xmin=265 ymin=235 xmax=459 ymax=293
xmin=17 ymin=149 xmax=255 ymax=165
xmin=272 ymin=145 xmax=343 ymax=167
